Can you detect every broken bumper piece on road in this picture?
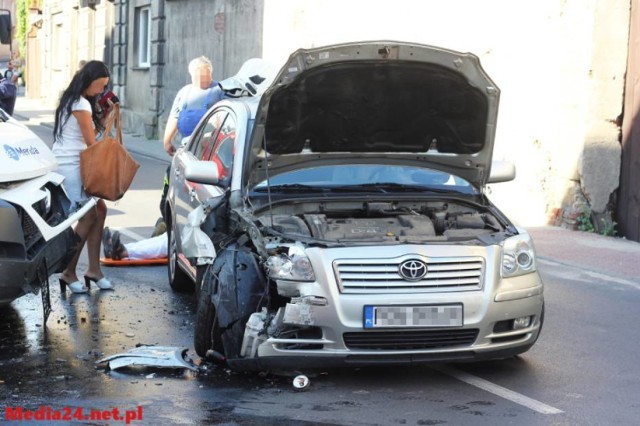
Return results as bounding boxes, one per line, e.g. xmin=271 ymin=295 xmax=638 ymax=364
xmin=96 ymin=346 xmax=198 ymax=371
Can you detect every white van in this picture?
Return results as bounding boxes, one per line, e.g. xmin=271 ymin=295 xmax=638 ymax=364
xmin=0 ymin=108 xmax=94 ymax=306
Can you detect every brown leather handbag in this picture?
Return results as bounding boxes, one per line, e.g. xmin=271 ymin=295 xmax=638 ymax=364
xmin=80 ymin=104 xmax=140 ymax=201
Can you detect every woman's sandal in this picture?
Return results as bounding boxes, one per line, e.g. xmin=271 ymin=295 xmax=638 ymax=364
xmin=84 ymin=275 xmax=114 ymax=290
xmin=59 ymin=277 xmax=88 ymax=294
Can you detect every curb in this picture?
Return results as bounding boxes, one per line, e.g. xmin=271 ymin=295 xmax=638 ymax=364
xmin=15 ymin=112 xmax=170 ymax=165
xmin=13 ymin=112 xmax=54 ymax=129
xmin=126 ymin=147 xmax=171 ymax=165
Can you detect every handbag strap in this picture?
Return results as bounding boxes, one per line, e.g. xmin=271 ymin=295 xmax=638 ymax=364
xmin=102 ymin=103 xmax=123 ymax=144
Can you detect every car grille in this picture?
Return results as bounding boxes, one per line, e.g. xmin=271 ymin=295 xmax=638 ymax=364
xmin=334 ymin=256 xmax=484 ymax=294
xmin=19 ymin=208 xmax=44 ymax=259
xmin=343 ymin=329 xmax=479 ymax=350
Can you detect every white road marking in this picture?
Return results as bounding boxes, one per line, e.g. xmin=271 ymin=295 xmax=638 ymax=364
xmin=110 ymin=227 xmax=146 ymax=242
xmin=432 ymin=365 xmax=564 ymax=415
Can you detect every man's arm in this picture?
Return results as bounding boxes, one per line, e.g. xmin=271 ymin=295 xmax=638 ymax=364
xmin=164 ymin=87 xmax=186 ymax=156
xmin=163 ymin=116 xmax=178 ymax=156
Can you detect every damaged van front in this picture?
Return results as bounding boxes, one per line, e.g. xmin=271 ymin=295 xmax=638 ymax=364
xmin=0 ymin=109 xmax=94 ymax=306
xmin=185 ymin=41 xmax=544 ymax=371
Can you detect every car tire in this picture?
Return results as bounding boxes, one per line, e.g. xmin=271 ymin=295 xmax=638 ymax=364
xmin=194 ymin=266 xmax=223 ymax=358
xmin=167 ymin=217 xmax=195 ymax=293
xmin=194 ymin=264 xmax=207 ymax=301
xmin=202 ymin=247 xmax=267 ymax=361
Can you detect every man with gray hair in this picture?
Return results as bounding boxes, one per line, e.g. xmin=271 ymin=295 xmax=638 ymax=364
xmin=162 ymin=55 xmax=224 ymax=155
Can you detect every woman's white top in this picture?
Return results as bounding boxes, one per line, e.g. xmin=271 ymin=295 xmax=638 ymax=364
xmin=52 ymin=96 xmax=94 ymax=206
xmin=52 ymin=96 xmax=93 ymax=166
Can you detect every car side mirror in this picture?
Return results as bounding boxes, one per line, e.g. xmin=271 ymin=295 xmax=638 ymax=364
xmin=185 ymin=161 xmax=220 ymax=185
xmin=488 ymin=161 xmax=516 ymax=183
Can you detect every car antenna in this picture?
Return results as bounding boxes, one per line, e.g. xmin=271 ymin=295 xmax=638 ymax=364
xmin=262 ymin=132 xmax=275 ymax=228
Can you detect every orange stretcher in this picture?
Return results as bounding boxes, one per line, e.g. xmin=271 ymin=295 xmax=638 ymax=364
xmin=100 ymin=257 xmax=168 ymax=266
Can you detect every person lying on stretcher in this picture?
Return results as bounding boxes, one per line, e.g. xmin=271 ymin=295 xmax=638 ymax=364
xmin=102 ymin=221 xmax=167 ymax=260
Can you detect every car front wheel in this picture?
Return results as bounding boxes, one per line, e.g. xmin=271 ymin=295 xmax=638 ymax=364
xmin=194 ymin=265 xmax=223 ymax=358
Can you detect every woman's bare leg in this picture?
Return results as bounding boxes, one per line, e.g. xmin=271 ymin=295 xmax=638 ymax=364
xmin=60 ymin=207 xmax=97 ymax=282
xmin=85 ymin=199 xmax=107 ymax=279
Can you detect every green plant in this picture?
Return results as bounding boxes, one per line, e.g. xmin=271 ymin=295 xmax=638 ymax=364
xmin=576 ymin=208 xmax=595 ymax=233
xmin=599 ymin=218 xmax=617 ymax=237
xmin=576 ymin=207 xmax=618 ymax=236
xmin=15 ymin=0 xmax=28 ymax=58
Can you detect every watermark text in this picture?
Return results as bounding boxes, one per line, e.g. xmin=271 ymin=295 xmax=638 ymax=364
xmin=5 ymin=405 xmax=143 ymax=424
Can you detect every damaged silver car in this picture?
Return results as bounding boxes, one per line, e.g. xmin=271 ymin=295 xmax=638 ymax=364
xmin=165 ymin=41 xmax=544 ymax=371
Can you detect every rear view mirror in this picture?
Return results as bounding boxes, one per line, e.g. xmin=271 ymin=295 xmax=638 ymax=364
xmin=488 ymin=161 xmax=516 ymax=183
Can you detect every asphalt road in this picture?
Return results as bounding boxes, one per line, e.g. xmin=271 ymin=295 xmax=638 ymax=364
xmin=1 ymin=123 xmax=639 ymax=425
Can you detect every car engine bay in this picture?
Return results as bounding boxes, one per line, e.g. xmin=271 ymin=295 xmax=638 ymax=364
xmin=255 ymin=200 xmax=508 ymax=244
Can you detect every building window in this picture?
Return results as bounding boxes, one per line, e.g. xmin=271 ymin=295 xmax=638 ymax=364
xmin=134 ymin=6 xmax=151 ymax=68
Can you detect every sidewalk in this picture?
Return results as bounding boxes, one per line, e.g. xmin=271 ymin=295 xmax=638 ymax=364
xmin=527 ymin=226 xmax=640 ymax=284
xmin=10 ymin=93 xmax=640 ymax=285
xmin=13 ymin=90 xmax=169 ymax=165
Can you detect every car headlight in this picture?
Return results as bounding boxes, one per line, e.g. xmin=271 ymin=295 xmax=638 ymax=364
xmin=266 ymin=253 xmax=315 ymax=282
xmin=501 ymin=233 xmax=537 ymax=278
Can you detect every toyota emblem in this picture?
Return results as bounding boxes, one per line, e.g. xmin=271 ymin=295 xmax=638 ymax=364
xmin=398 ymin=260 xmax=428 ymax=281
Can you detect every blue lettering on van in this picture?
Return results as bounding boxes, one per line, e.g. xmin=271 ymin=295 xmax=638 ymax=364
xmin=3 ymin=144 xmax=19 ymax=161
xmin=3 ymin=144 xmax=40 ymax=161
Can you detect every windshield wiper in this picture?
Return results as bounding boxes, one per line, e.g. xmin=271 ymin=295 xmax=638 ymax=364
xmin=254 ymin=183 xmax=329 ymax=193
xmin=330 ymin=182 xmax=464 ymax=194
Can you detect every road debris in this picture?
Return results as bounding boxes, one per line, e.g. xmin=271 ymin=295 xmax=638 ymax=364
xmin=96 ymin=346 xmax=197 ymax=371
xmin=293 ymin=374 xmax=310 ymax=391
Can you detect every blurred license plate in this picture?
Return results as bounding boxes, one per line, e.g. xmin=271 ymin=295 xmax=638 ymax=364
xmin=363 ymin=305 xmax=463 ymax=329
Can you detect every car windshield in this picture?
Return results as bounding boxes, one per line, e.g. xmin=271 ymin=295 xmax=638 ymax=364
xmin=253 ymin=164 xmax=477 ymax=195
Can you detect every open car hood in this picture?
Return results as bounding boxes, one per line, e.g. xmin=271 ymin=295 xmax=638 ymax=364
xmin=244 ymin=41 xmax=500 ymax=190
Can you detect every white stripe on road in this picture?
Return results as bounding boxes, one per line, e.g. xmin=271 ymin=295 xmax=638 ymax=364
xmin=432 ymin=365 xmax=564 ymax=415
xmin=109 ymin=227 xmax=146 ymax=242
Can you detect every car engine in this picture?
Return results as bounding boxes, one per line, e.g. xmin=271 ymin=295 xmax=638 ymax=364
xmin=256 ymin=200 xmax=506 ymax=244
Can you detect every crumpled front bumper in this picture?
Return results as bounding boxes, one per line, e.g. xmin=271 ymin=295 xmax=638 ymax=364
xmin=0 ymin=227 xmax=78 ymax=305
xmin=231 ymin=244 xmax=544 ymax=371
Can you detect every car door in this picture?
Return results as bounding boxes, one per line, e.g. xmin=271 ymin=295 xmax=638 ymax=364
xmin=172 ymin=108 xmax=229 ymax=246
xmin=197 ymin=112 xmax=238 ymax=243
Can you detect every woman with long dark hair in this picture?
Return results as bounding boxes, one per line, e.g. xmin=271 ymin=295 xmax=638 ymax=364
xmin=52 ymin=60 xmax=114 ymax=293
